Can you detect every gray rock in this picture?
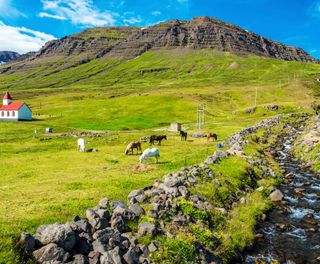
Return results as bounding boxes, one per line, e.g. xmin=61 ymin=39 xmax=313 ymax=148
xmin=32 ymin=243 xmax=70 ymax=263
xmin=100 ymin=246 xmax=122 ymax=264
xmin=18 ymin=232 xmax=35 ymax=254
xmin=178 ymin=186 xmax=189 ymax=197
xmin=99 ymin=198 xmax=110 ymax=209
xmin=88 ymin=251 xmax=101 ymax=264
xmin=138 ymin=222 xmax=156 ymax=237
xmin=205 ymin=150 xmax=228 ymax=164
xmin=110 ymin=215 xmax=126 ymax=232
xmin=69 ymin=219 xmax=92 ymax=234
xmin=163 ymin=175 xmax=184 ymax=187
xmin=92 ymin=228 xmax=121 ymax=253
xmin=123 ymin=246 xmax=141 ymax=264
xmin=110 ymin=201 xmax=128 ymax=210
xmin=128 ymin=203 xmax=145 ymax=217
xmin=67 ymin=254 xmax=89 ymax=264
xmin=269 ymin=189 xmax=284 ymax=202
xmin=148 ymin=242 xmax=158 ymax=253
xmin=112 ymin=206 xmax=136 ymax=220
xmin=121 ymin=232 xmax=138 ymax=246
xmin=158 ymin=183 xmax=178 ymax=197
xmin=35 ymin=223 xmax=76 ymax=251
xmin=128 ymin=190 xmax=146 ymax=204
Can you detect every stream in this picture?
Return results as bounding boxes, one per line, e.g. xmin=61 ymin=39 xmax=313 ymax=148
xmin=242 ymin=132 xmax=320 ymax=263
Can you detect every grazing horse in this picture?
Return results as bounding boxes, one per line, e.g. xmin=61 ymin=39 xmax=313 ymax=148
xmin=77 ymin=138 xmax=86 ymax=152
xmin=207 ymin=133 xmax=218 ymax=141
xmin=150 ymin=135 xmax=167 ymax=145
xmin=125 ymin=141 xmax=142 ymax=155
xmin=139 ymin=148 xmax=160 ymax=164
xmin=180 ymin=131 xmax=187 ymax=141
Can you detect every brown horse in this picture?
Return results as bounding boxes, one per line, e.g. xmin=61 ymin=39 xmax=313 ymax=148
xmin=125 ymin=141 xmax=142 ymax=155
xmin=180 ymin=131 xmax=187 ymax=141
xmin=207 ymin=133 xmax=218 ymax=141
xmin=150 ymin=135 xmax=167 ymax=145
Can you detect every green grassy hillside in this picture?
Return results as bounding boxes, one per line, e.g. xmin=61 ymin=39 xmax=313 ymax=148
xmin=1 ymin=49 xmax=320 ymax=262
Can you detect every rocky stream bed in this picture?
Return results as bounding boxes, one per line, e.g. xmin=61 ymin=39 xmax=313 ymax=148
xmin=242 ymin=123 xmax=320 ymax=263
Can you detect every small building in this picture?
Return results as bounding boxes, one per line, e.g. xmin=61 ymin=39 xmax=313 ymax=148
xmin=0 ymin=92 xmax=32 ymax=121
xmin=45 ymin=127 xmax=53 ymax=133
xmin=169 ymin=122 xmax=182 ymax=132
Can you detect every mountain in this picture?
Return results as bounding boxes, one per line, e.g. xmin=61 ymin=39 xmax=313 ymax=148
xmin=12 ymin=16 xmax=320 ymax=63
xmin=0 ymin=51 xmax=20 ymax=64
xmin=0 ymin=16 xmax=319 ymax=91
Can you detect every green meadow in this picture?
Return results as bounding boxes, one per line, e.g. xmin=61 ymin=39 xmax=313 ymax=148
xmin=1 ymin=50 xmax=320 ymax=262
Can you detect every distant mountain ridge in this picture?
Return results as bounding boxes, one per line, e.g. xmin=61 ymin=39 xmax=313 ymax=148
xmin=0 ymin=51 xmax=20 ymax=64
xmin=20 ymin=16 xmax=319 ymax=64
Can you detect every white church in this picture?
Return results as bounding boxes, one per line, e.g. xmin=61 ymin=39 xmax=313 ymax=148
xmin=0 ymin=92 xmax=32 ymax=121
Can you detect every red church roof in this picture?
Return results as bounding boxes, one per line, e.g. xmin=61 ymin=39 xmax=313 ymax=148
xmin=0 ymin=102 xmax=24 ymax=111
xmin=3 ymin=92 xmax=12 ymax=100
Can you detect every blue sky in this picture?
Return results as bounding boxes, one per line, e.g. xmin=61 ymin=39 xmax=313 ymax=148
xmin=0 ymin=0 xmax=319 ymax=58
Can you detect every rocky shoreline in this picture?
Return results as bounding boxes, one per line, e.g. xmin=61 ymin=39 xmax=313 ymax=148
xmin=17 ymin=113 xmax=310 ymax=264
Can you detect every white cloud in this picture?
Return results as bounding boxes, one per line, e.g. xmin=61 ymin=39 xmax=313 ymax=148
xmin=0 ymin=0 xmax=25 ymax=18
xmin=152 ymin=11 xmax=161 ymax=16
xmin=39 ymin=12 xmax=67 ymax=20
xmin=123 ymin=16 xmax=142 ymax=25
xmin=0 ymin=21 xmax=56 ymax=54
xmin=39 ymin=0 xmax=116 ymax=27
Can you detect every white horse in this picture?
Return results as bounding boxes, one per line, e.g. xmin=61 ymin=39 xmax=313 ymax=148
xmin=139 ymin=148 xmax=160 ymax=164
xmin=77 ymin=138 xmax=86 ymax=152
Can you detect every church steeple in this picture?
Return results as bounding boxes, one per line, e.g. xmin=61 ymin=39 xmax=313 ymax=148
xmin=3 ymin=92 xmax=13 ymax=106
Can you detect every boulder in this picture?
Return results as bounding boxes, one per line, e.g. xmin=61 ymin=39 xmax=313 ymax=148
xmin=99 ymin=197 xmax=110 ymax=209
xmin=205 ymin=150 xmax=228 ymax=164
xmin=269 ymin=189 xmax=284 ymax=202
xmin=67 ymin=254 xmax=90 ymax=264
xmin=110 ymin=201 xmax=128 ymax=210
xmin=178 ymin=186 xmax=189 ymax=197
xmin=100 ymin=246 xmax=122 ymax=264
xmin=18 ymin=232 xmax=35 ymax=254
xmin=93 ymin=228 xmax=121 ymax=253
xmin=164 ymin=174 xmax=185 ymax=187
xmin=32 ymin=243 xmax=70 ymax=263
xmin=123 ymin=246 xmax=141 ymax=264
xmin=35 ymin=223 xmax=76 ymax=251
xmin=128 ymin=190 xmax=146 ymax=204
xmin=128 ymin=203 xmax=145 ymax=217
xmin=110 ymin=215 xmax=126 ymax=232
xmin=88 ymin=251 xmax=101 ymax=264
xmin=69 ymin=219 xmax=92 ymax=234
xmin=138 ymin=222 xmax=156 ymax=237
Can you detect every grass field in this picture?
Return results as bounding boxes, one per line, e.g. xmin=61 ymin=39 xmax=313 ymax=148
xmin=1 ymin=51 xmax=320 ymax=262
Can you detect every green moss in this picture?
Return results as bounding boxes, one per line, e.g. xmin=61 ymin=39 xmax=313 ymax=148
xmin=177 ymin=199 xmax=208 ymax=221
xmin=189 ymin=223 xmax=218 ymax=249
xmin=152 ymin=232 xmax=197 ymax=264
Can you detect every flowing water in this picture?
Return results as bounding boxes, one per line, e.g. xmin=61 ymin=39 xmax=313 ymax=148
xmin=243 ymin=134 xmax=320 ymax=264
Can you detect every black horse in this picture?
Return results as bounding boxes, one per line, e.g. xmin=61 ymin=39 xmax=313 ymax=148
xmin=180 ymin=131 xmax=187 ymax=141
xmin=150 ymin=135 xmax=167 ymax=145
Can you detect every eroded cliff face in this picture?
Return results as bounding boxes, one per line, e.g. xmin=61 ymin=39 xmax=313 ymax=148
xmin=13 ymin=16 xmax=319 ymax=63
xmin=105 ymin=16 xmax=318 ymax=63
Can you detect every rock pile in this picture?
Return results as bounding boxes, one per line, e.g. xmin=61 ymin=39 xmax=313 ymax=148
xmin=19 ymin=163 xmax=221 ymax=264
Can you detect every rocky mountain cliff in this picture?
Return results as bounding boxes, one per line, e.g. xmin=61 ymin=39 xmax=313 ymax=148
xmin=21 ymin=16 xmax=318 ymax=63
xmin=0 ymin=51 xmax=20 ymax=64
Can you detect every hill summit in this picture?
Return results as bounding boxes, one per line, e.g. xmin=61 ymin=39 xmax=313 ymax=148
xmin=18 ymin=16 xmax=319 ymax=63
